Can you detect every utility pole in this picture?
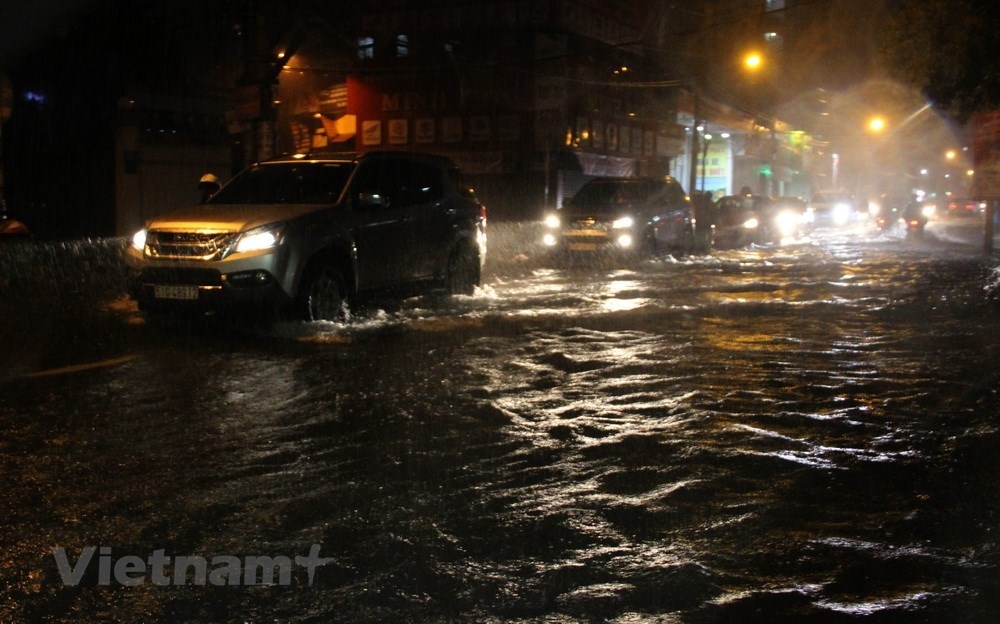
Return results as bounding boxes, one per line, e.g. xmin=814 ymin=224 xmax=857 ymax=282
xmin=985 ymin=202 xmax=995 ymax=254
xmin=688 ymin=90 xmax=700 ymax=195
xmin=0 ymin=74 xmax=11 ymax=218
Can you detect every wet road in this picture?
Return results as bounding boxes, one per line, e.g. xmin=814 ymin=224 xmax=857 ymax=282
xmin=2 ymin=218 xmax=1000 ymax=623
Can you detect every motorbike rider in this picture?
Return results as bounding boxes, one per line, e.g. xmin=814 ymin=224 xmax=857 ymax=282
xmin=901 ymin=195 xmax=927 ymax=235
xmin=902 ymin=196 xmax=925 ymax=220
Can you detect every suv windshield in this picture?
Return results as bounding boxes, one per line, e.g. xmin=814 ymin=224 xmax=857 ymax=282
xmin=570 ymin=180 xmax=660 ymax=213
xmin=209 ymin=161 xmax=355 ymax=205
xmin=810 ymin=191 xmax=852 ymax=204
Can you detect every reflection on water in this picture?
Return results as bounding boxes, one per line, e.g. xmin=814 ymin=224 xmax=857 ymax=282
xmin=2 ymin=227 xmax=1000 ymax=622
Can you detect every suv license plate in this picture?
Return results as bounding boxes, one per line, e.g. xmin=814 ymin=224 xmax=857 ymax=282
xmin=154 ymin=285 xmax=199 ymax=300
xmin=568 ymin=243 xmax=598 ymax=251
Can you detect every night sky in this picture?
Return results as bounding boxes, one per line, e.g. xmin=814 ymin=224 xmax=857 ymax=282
xmin=1 ymin=0 xmax=243 ymax=237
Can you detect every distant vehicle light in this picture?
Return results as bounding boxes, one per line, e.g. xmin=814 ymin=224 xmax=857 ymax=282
xmin=544 ymin=214 xmax=561 ymax=229
xmin=921 ymin=204 xmax=936 ymax=218
xmin=616 ymin=233 xmax=634 ymax=248
xmin=742 ymin=217 xmax=760 ymax=230
xmin=542 ymin=233 xmax=558 ymax=247
xmin=612 ymin=216 xmax=634 ymax=229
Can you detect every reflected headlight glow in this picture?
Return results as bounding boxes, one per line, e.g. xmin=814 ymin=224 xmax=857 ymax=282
xmin=543 ymin=233 xmax=558 ymax=246
xmin=235 ymin=225 xmax=283 ymax=254
xmin=544 ymin=214 xmax=561 ymax=229
xmin=612 ymin=216 xmax=634 ymax=229
xmin=617 ymin=233 xmax=634 ymax=248
xmin=131 ymin=228 xmax=147 ymax=252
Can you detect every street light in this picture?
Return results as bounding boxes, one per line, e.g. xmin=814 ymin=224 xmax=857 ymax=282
xmin=743 ymin=52 xmax=763 ymax=71
xmin=867 ymin=116 xmax=886 ymax=133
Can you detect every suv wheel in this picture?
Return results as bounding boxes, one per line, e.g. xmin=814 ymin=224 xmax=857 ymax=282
xmin=300 ymin=263 xmax=349 ymax=322
xmin=447 ymin=245 xmax=480 ymax=296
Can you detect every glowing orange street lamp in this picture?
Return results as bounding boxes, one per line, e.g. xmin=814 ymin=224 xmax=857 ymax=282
xmin=867 ymin=116 xmax=886 ymax=133
xmin=743 ymin=52 xmax=763 ymax=71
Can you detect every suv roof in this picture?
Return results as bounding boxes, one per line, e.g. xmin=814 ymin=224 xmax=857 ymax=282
xmin=810 ymin=190 xmax=852 ymax=201
xmin=259 ymin=150 xmax=457 ymax=167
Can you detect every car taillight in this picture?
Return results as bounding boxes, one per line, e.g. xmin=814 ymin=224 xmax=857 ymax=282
xmin=479 ymin=204 xmax=488 ymax=221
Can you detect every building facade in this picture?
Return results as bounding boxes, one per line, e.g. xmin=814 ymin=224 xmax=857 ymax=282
xmin=265 ymin=0 xmax=687 ymax=219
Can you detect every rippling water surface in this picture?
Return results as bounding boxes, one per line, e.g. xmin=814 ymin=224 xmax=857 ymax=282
xmin=2 ymin=224 xmax=1000 ymax=623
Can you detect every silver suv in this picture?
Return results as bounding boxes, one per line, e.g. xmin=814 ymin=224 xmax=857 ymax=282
xmin=127 ymin=151 xmax=487 ymax=321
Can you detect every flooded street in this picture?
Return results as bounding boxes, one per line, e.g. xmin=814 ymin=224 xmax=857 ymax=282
xmin=3 ymin=220 xmax=1000 ymax=622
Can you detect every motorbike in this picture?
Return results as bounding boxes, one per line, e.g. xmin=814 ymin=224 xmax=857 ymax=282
xmin=874 ymin=213 xmax=897 ymax=231
xmin=905 ymin=214 xmax=927 ymax=238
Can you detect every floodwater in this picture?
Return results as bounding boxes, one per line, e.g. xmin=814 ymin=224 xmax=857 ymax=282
xmin=2 ymin=220 xmax=1000 ymax=623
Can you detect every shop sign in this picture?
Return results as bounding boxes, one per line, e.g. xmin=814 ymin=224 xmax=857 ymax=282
xmin=362 ymin=120 xmax=382 ymax=146
xmin=388 ymin=119 xmax=408 ymax=145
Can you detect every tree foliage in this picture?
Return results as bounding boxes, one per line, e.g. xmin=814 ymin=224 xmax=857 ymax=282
xmin=879 ymin=0 xmax=1000 ymax=121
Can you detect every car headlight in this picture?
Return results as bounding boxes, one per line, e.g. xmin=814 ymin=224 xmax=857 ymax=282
xmin=131 ymin=228 xmax=147 ymax=252
xmin=742 ymin=217 xmax=759 ymax=229
xmin=921 ymin=204 xmax=936 ymax=218
xmin=775 ymin=210 xmax=799 ymax=236
xmin=235 ymin=224 xmax=284 ymax=253
xmin=544 ymin=214 xmax=561 ymax=229
xmin=612 ymin=216 xmax=634 ymax=229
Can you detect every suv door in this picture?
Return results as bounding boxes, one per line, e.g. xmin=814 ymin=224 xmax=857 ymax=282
xmin=349 ymin=157 xmax=412 ymax=288
xmin=397 ymin=159 xmax=449 ymax=280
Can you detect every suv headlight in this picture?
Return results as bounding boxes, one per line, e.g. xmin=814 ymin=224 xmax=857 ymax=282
xmin=235 ymin=224 xmax=284 ymax=254
xmin=612 ymin=216 xmax=634 ymax=229
xmin=131 ymin=228 xmax=147 ymax=252
xmin=544 ymin=214 xmax=561 ymax=229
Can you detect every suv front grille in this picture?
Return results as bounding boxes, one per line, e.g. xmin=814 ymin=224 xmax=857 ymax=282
xmin=146 ymin=230 xmax=238 ymax=260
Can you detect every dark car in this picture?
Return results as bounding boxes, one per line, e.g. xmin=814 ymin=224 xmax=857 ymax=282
xmin=945 ymin=197 xmax=986 ymax=217
xmin=541 ymin=176 xmax=694 ymax=257
xmin=805 ymin=190 xmax=861 ymax=229
xmin=127 ymin=151 xmax=487 ymax=321
xmin=712 ymin=194 xmax=781 ymax=248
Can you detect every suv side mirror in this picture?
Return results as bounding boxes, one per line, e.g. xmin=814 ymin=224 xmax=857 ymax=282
xmin=198 ymin=174 xmax=222 ymax=203
xmin=357 ymin=191 xmax=390 ymax=209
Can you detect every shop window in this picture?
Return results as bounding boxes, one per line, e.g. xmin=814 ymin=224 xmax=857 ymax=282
xmin=395 ymin=34 xmax=410 ymax=58
xmin=357 ymin=36 xmax=375 ymax=60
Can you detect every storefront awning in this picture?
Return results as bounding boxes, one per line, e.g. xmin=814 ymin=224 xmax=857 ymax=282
xmin=569 ymin=151 xmax=637 ymax=177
